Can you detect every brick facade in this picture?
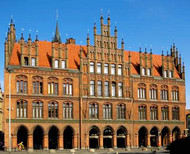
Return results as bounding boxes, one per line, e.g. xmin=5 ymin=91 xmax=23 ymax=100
xmin=2 ymin=16 xmax=186 ymax=150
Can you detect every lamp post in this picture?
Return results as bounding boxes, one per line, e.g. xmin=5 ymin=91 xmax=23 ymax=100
xmin=8 ymin=68 xmax=12 ymax=152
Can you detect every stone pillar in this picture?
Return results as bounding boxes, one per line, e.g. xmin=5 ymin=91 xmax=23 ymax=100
xmin=136 ymin=134 xmax=139 ymax=148
xmin=43 ymin=134 xmax=48 ymax=150
xmin=99 ymin=134 xmax=103 ymax=149
xmin=113 ymin=134 xmax=117 ymax=149
xmin=28 ymin=134 xmax=33 ymax=150
xmin=126 ymin=135 xmax=130 ymax=147
xmin=158 ymin=133 xmax=161 ymax=147
xmin=147 ymin=134 xmax=151 ymax=148
xmin=58 ymin=134 xmax=63 ymax=150
xmin=169 ymin=134 xmax=172 ymax=143
xmin=12 ymin=134 xmax=17 ymax=150
xmin=85 ymin=133 xmax=89 ymax=149
xmin=73 ymin=133 xmax=77 ymax=149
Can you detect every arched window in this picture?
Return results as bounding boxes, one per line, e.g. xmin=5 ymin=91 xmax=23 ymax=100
xmin=164 ymin=70 xmax=168 ymax=78
xmin=16 ymin=75 xmax=28 ymax=93
xmin=147 ymin=68 xmax=151 ymax=76
xmin=117 ymin=104 xmax=125 ymax=119
xmin=48 ymin=102 xmax=58 ymax=118
xmin=138 ymin=83 xmax=146 ymax=99
xmin=112 ymin=82 xmax=116 ymax=97
xmin=62 ymin=60 xmax=66 ymax=69
xmin=63 ymin=102 xmax=73 ymax=119
xmin=90 ymin=62 xmax=95 ymax=73
xmin=111 ymin=64 xmax=116 ymax=75
xmin=90 ymin=80 xmax=95 ymax=96
xmin=17 ymin=100 xmax=27 ymax=118
xmin=138 ymin=105 xmax=146 ymax=120
xmin=161 ymin=85 xmax=168 ymax=101
xmin=54 ymin=59 xmax=59 ymax=68
xmin=97 ymin=63 xmax=102 ymax=74
xmin=104 ymin=63 xmax=109 ymax=74
xmin=150 ymin=105 xmax=158 ymax=120
xmin=97 ymin=81 xmax=102 ymax=96
xmin=32 ymin=76 xmax=43 ymax=94
xmin=104 ymin=81 xmax=109 ymax=97
xmin=169 ymin=70 xmax=173 ymax=78
xmin=48 ymin=77 xmax=58 ymax=95
xmin=172 ymin=106 xmax=179 ymax=120
xmin=149 ymin=84 xmax=157 ymax=100
xmin=89 ymin=102 xmax=98 ymax=119
xmin=118 ymin=64 xmax=122 ymax=75
xmin=118 ymin=82 xmax=123 ymax=97
xmin=63 ymin=78 xmax=73 ymax=96
xmin=161 ymin=106 xmax=169 ymax=120
xmin=31 ymin=57 xmax=36 ymax=66
xmin=171 ymin=86 xmax=179 ymax=101
xmin=142 ymin=67 xmax=146 ymax=76
xmin=103 ymin=103 xmax=112 ymax=119
xmin=32 ymin=101 xmax=43 ymax=118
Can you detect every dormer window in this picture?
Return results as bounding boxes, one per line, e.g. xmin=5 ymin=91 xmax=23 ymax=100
xmin=55 ymin=60 xmax=59 ymax=68
xmin=169 ymin=71 xmax=173 ymax=78
xmin=62 ymin=60 xmax=66 ymax=69
xmin=147 ymin=68 xmax=151 ymax=76
xmin=142 ymin=68 xmax=146 ymax=76
xmin=31 ymin=58 xmax=36 ymax=66
xmin=24 ymin=57 xmax=29 ymax=66
xmin=164 ymin=70 xmax=168 ymax=78
xmin=90 ymin=62 xmax=95 ymax=73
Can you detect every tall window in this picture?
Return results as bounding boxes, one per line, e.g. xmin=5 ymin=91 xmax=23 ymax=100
xmin=63 ymin=78 xmax=73 ymax=96
xmin=118 ymin=64 xmax=122 ymax=75
xmin=16 ymin=75 xmax=28 ymax=93
xmin=138 ymin=83 xmax=146 ymax=99
xmin=48 ymin=77 xmax=58 ymax=95
xmin=55 ymin=59 xmax=59 ymax=68
xmin=147 ymin=68 xmax=151 ymax=76
xmin=48 ymin=102 xmax=58 ymax=118
xmin=149 ymin=84 xmax=157 ymax=100
xmin=97 ymin=63 xmax=102 ymax=74
xmin=142 ymin=67 xmax=146 ymax=75
xmin=161 ymin=85 xmax=168 ymax=100
xmin=24 ymin=57 xmax=29 ymax=66
xmin=90 ymin=62 xmax=95 ymax=73
xmin=104 ymin=81 xmax=109 ymax=97
xmin=17 ymin=100 xmax=27 ymax=118
xmin=164 ymin=70 xmax=168 ymax=77
xmin=117 ymin=104 xmax=125 ymax=119
xmin=104 ymin=63 xmax=109 ymax=74
xmin=97 ymin=81 xmax=102 ymax=96
xmin=90 ymin=81 xmax=95 ymax=96
xmin=103 ymin=103 xmax=112 ymax=119
xmin=150 ymin=106 xmax=158 ymax=120
xmin=111 ymin=64 xmax=116 ymax=75
xmin=63 ymin=102 xmax=73 ymax=119
xmin=32 ymin=76 xmax=43 ymax=94
xmin=171 ymin=86 xmax=179 ymax=101
xmin=31 ymin=58 xmax=36 ymax=66
xmin=62 ymin=60 xmax=66 ymax=69
xmin=32 ymin=101 xmax=43 ymax=118
xmin=138 ymin=105 xmax=146 ymax=120
xmin=161 ymin=106 xmax=169 ymax=120
xmin=172 ymin=106 xmax=179 ymax=120
xmin=169 ymin=71 xmax=173 ymax=78
xmin=112 ymin=82 xmax=116 ymax=97
xmin=89 ymin=103 xmax=98 ymax=119
xmin=118 ymin=82 xmax=123 ymax=97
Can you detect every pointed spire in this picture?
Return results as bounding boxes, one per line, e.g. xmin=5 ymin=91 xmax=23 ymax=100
xmin=150 ymin=48 xmax=152 ymax=54
xmin=35 ymin=34 xmax=38 ymax=41
xmin=139 ymin=47 xmax=142 ymax=53
xmin=145 ymin=48 xmax=147 ymax=54
xmin=54 ymin=20 xmax=61 ymax=43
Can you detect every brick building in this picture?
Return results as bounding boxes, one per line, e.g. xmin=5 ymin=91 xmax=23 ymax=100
xmin=3 ymin=15 xmax=186 ymax=150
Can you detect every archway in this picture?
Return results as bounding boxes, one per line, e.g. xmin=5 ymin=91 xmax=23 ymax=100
xmin=103 ymin=126 xmax=113 ymax=148
xmin=161 ymin=127 xmax=170 ymax=146
xmin=172 ymin=127 xmax=180 ymax=141
xmin=138 ymin=126 xmax=148 ymax=147
xmin=150 ymin=127 xmax=158 ymax=147
xmin=17 ymin=126 xmax=28 ymax=149
xmin=64 ymin=126 xmax=73 ymax=149
xmin=117 ymin=126 xmax=127 ymax=148
xmin=33 ymin=126 xmax=44 ymax=149
xmin=48 ymin=126 xmax=58 ymax=149
xmin=89 ymin=126 xmax=99 ymax=149
xmin=0 ymin=131 xmax=4 ymax=150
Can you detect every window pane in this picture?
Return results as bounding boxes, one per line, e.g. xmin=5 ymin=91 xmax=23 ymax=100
xmin=104 ymin=64 xmax=109 ymax=74
xmin=55 ymin=60 xmax=59 ymax=68
xmin=97 ymin=63 xmax=102 ymax=73
xmin=62 ymin=60 xmax=66 ymax=68
xmin=90 ymin=62 xmax=94 ymax=73
xmin=31 ymin=58 xmax=36 ymax=66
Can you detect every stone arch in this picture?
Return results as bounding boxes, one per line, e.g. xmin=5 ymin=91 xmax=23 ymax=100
xmin=150 ymin=126 xmax=159 ymax=147
xmin=33 ymin=125 xmax=44 ymax=149
xmin=13 ymin=124 xmax=29 ymax=135
xmin=63 ymin=126 xmax=74 ymax=149
xmin=172 ymin=126 xmax=181 ymax=141
xmin=17 ymin=125 xmax=28 ymax=149
xmin=45 ymin=125 xmax=60 ymax=135
xmin=103 ymin=126 xmax=114 ymax=148
xmin=161 ymin=126 xmax=171 ymax=146
xmin=61 ymin=125 xmax=76 ymax=135
xmin=138 ymin=126 xmax=148 ymax=147
xmin=48 ymin=126 xmax=59 ymax=149
xmin=0 ymin=131 xmax=4 ymax=150
xmin=89 ymin=126 xmax=100 ymax=149
xmin=117 ymin=126 xmax=127 ymax=148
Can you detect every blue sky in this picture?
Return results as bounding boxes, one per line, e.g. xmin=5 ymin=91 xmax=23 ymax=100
xmin=0 ymin=0 xmax=190 ymax=107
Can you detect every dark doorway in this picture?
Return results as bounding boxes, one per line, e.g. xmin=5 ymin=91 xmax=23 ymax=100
xmin=150 ymin=127 xmax=158 ymax=147
xmin=64 ymin=126 xmax=73 ymax=149
xmin=0 ymin=131 xmax=4 ymax=150
xmin=17 ymin=126 xmax=28 ymax=149
xmin=161 ymin=127 xmax=170 ymax=146
xmin=117 ymin=126 xmax=127 ymax=148
xmin=48 ymin=126 xmax=58 ymax=149
xmin=138 ymin=127 xmax=148 ymax=147
xmin=172 ymin=127 xmax=180 ymax=141
xmin=33 ymin=126 xmax=43 ymax=149
xmin=89 ymin=126 xmax=99 ymax=149
xmin=103 ymin=126 xmax=113 ymax=148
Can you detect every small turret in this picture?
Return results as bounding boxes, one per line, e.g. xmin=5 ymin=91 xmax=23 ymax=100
xmin=54 ymin=20 xmax=61 ymax=43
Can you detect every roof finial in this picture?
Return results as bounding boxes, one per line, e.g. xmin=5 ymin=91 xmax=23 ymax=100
xmin=10 ymin=15 xmax=13 ymax=24
xmin=108 ymin=9 xmax=110 ymax=19
xmin=56 ymin=10 xmax=58 ymax=21
xmin=54 ymin=16 xmax=61 ymax=43
xmin=101 ymin=8 xmax=103 ymax=18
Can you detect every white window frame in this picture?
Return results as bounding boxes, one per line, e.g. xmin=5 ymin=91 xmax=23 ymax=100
xmin=55 ymin=60 xmax=59 ymax=68
xmin=62 ymin=60 xmax=66 ymax=69
xmin=31 ymin=58 xmax=36 ymax=66
xmin=104 ymin=63 xmax=109 ymax=74
xmin=111 ymin=64 xmax=116 ymax=75
xmin=118 ymin=64 xmax=122 ymax=75
xmin=97 ymin=63 xmax=102 ymax=74
xmin=90 ymin=62 xmax=95 ymax=73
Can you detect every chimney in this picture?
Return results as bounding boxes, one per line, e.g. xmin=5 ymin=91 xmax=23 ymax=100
xmin=66 ymin=38 xmax=75 ymax=44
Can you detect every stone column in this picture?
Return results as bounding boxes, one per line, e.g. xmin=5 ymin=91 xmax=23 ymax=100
xmin=158 ymin=133 xmax=161 ymax=147
xmin=126 ymin=134 xmax=130 ymax=147
xmin=169 ymin=134 xmax=172 ymax=143
xmin=28 ymin=134 xmax=33 ymax=150
xmin=99 ymin=134 xmax=103 ymax=149
xmin=113 ymin=134 xmax=117 ymax=149
xmin=136 ymin=134 xmax=139 ymax=148
xmin=85 ymin=133 xmax=89 ymax=149
xmin=43 ymin=134 xmax=48 ymax=150
xmin=147 ymin=134 xmax=151 ymax=148
xmin=58 ymin=134 xmax=63 ymax=150
xmin=12 ymin=134 xmax=17 ymax=150
xmin=73 ymin=133 xmax=77 ymax=149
